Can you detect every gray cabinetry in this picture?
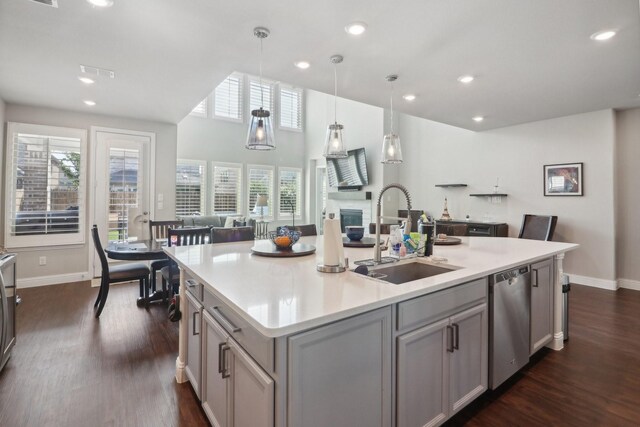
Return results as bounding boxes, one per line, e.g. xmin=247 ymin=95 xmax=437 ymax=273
xmin=201 ymin=310 xmax=274 ymax=427
xmin=185 ymin=289 xmax=203 ymax=400
xmin=396 ymin=280 xmax=488 ymax=427
xmin=288 ymin=307 xmax=393 ymax=427
xmin=530 ymin=257 xmax=554 ymax=355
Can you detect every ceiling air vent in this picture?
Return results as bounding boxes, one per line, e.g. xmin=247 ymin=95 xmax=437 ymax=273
xmin=28 ymin=0 xmax=59 ymax=7
xmin=79 ymin=65 xmax=116 ymax=79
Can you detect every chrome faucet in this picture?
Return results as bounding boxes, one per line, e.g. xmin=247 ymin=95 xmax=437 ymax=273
xmin=374 ymin=183 xmax=412 ymax=263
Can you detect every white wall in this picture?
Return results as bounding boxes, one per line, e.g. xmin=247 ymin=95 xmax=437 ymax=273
xmin=0 ymin=98 xmax=5 ymax=247
xmin=3 ymin=103 xmax=178 ymax=285
xmin=615 ymin=108 xmax=640 ymax=287
xmin=397 ymin=109 xmax=617 ymax=286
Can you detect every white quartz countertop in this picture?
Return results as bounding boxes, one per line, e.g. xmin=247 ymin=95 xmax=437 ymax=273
xmin=165 ymin=236 xmax=578 ymax=338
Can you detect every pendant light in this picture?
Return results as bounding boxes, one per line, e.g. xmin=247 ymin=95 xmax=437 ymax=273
xmin=381 ymin=74 xmax=403 ymax=163
xmin=323 ymin=55 xmax=347 ymax=158
xmin=246 ymin=27 xmax=275 ymax=150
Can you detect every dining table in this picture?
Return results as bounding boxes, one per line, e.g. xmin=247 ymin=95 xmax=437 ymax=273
xmin=105 ymin=239 xmax=170 ymax=306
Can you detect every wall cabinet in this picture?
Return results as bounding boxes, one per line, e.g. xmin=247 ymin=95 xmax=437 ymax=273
xmin=397 ymin=298 xmax=487 ymax=427
xmin=185 ymin=290 xmax=203 ymax=400
xmin=288 ymin=307 xmax=392 ymax=427
xmin=530 ymin=257 xmax=554 ymax=355
xmin=201 ymin=310 xmax=274 ymax=427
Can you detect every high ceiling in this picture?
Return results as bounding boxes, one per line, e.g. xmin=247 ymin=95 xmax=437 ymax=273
xmin=1 ymin=0 xmax=639 ymax=130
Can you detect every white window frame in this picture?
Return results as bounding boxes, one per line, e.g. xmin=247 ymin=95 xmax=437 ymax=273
xmin=248 ymin=75 xmax=275 ymax=120
xmin=189 ymin=96 xmax=209 ymax=118
xmin=278 ymin=84 xmax=303 ymax=132
xmin=277 ymin=167 xmax=303 ymax=221
xmin=213 ymin=73 xmax=243 ymax=123
xmin=176 ymin=159 xmax=207 ymax=216
xmin=246 ymin=164 xmax=275 ymax=221
xmin=4 ymin=122 xmax=88 ymax=248
xmin=211 ymin=161 xmax=243 ymax=216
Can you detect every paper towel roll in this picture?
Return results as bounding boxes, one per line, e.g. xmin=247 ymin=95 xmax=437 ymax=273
xmin=323 ymin=216 xmax=344 ymax=267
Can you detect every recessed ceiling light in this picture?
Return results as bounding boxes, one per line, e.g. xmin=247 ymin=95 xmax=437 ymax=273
xmin=294 ymin=61 xmax=310 ymax=69
xmin=84 ymin=100 xmax=96 ymax=106
xmin=78 ymin=76 xmax=95 ymax=85
xmin=457 ymin=75 xmax=475 ymax=84
xmin=402 ymin=94 xmax=416 ymax=101
xmin=345 ymin=22 xmax=367 ymax=35
xmin=87 ymin=0 xmax=114 ymax=7
xmin=590 ymin=30 xmax=616 ymax=41
xmin=472 ymin=116 xmax=484 ymax=122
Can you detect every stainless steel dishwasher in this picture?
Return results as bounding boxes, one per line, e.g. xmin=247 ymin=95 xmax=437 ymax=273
xmin=489 ymin=265 xmax=531 ymax=389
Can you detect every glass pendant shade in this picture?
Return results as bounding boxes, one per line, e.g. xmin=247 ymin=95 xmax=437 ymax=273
xmin=323 ymin=123 xmax=347 ymax=158
xmin=381 ymin=133 xmax=403 ymax=163
xmin=246 ymin=107 xmax=275 ymax=150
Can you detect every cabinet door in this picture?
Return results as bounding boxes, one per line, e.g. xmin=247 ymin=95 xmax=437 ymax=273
xmin=185 ymin=291 xmax=203 ymax=399
xmin=202 ymin=311 xmax=230 ymax=427
xmin=397 ymin=318 xmax=450 ymax=427
xmin=228 ymin=338 xmax=274 ymax=427
xmin=531 ymin=258 xmax=554 ymax=355
xmin=288 ymin=307 xmax=392 ymax=427
xmin=449 ymin=303 xmax=487 ymax=415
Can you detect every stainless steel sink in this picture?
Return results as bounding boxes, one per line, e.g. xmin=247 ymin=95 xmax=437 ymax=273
xmin=365 ymin=261 xmax=456 ymax=284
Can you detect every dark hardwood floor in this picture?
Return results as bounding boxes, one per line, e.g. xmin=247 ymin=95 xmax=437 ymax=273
xmin=1 ymin=282 xmax=639 ymax=426
xmin=0 ymin=281 xmax=208 ymax=427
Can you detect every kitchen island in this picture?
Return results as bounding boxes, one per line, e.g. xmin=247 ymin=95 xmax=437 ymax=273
xmin=166 ymin=236 xmax=577 ymax=427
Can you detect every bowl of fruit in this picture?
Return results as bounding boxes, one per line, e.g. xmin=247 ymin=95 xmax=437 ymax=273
xmin=268 ymin=228 xmax=301 ymax=250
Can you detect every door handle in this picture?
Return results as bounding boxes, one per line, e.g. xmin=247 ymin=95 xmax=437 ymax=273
xmin=532 ymin=268 xmax=539 ymax=287
xmin=446 ymin=325 xmax=454 ymax=353
xmin=452 ymin=323 xmax=459 ymax=350
xmin=192 ymin=311 xmax=200 ymax=336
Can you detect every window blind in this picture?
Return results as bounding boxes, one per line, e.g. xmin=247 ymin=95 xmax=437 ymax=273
xmin=190 ymin=98 xmax=208 ymax=117
xmin=176 ymin=160 xmax=206 ymax=216
xmin=280 ymin=86 xmax=303 ymax=130
xmin=247 ymin=165 xmax=274 ymax=219
xmin=212 ymin=163 xmax=242 ymax=215
xmin=278 ymin=168 xmax=302 ymax=218
xmin=214 ymin=74 xmax=243 ymax=120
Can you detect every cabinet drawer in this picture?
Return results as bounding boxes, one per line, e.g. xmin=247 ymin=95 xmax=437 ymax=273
xmin=204 ymin=288 xmax=274 ymax=373
xmin=185 ymin=276 xmax=204 ymax=301
xmin=397 ymin=278 xmax=487 ymax=332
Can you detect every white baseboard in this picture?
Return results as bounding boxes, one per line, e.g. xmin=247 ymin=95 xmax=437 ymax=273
xmin=618 ymin=278 xmax=640 ymax=291
xmin=17 ymin=271 xmax=92 ymax=289
xmin=567 ymin=274 xmax=618 ymax=290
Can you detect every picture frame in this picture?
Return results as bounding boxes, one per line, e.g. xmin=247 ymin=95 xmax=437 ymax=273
xmin=544 ymin=162 xmax=583 ymax=196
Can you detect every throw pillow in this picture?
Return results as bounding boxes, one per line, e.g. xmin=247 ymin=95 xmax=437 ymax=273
xmin=224 ymin=216 xmax=245 ymax=228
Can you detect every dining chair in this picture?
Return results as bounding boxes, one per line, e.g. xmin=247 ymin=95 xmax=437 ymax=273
xmin=148 ymin=219 xmax=184 ymax=293
xmin=518 ymin=214 xmax=558 ymax=241
xmin=211 ymin=226 xmax=256 ymax=243
xmin=161 ymin=227 xmax=211 ymax=300
xmin=277 ymin=224 xmax=317 ymax=236
xmin=91 ymin=225 xmax=151 ymax=318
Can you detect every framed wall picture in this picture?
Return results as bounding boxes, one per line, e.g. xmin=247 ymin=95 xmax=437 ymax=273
xmin=544 ymin=162 xmax=583 ymax=196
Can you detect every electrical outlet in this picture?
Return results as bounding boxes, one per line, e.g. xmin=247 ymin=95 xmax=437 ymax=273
xmin=39 ymin=256 xmax=47 ymax=266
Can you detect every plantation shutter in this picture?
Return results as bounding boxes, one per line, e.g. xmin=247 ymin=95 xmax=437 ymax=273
xmin=279 ymin=86 xmax=303 ymax=130
xmin=212 ymin=163 xmax=242 ymax=215
xmin=214 ymin=74 xmax=243 ymax=120
xmin=249 ymin=77 xmax=274 ymax=115
xmin=278 ymin=168 xmax=302 ymax=218
xmin=176 ymin=160 xmax=206 ymax=216
xmin=247 ymin=165 xmax=274 ymax=219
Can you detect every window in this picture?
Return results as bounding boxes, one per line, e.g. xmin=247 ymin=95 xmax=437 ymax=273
xmin=214 ymin=74 xmax=243 ymax=121
xmin=4 ymin=123 xmax=87 ymax=248
xmin=249 ymin=76 xmax=275 ymax=117
xmin=176 ymin=159 xmax=207 ymax=216
xmin=212 ymin=162 xmax=243 ymax=215
xmin=189 ymin=97 xmax=208 ymax=118
xmin=278 ymin=167 xmax=302 ymax=220
xmin=247 ymin=165 xmax=274 ymax=220
xmin=279 ymin=85 xmax=303 ymax=130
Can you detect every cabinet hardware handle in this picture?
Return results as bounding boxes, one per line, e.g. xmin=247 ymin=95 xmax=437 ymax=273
xmin=453 ymin=323 xmax=459 ymax=350
xmin=532 ymin=269 xmax=539 ymax=287
xmin=446 ymin=325 xmax=454 ymax=353
xmin=186 ymin=279 xmax=197 ymax=288
xmin=218 ymin=342 xmax=225 ymax=374
xmin=212 ymin=306 xmax=242 ymax=333
xmin=221 ymin=344 xmax=231 ymax=379
xmin=192 ymin=311 xmax=200 ymax=336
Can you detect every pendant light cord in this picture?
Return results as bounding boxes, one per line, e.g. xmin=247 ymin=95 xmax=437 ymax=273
xmin=333 ymin=64 xmax=338 ymax=124
xmin=390 ymin=82 xmax=394 ymax=134
xmin=259 ymin=37 xmax=264 ymax=109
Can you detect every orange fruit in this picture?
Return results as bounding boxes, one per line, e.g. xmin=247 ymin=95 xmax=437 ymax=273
xmin=275 ymin=236 xmax=291 ymax=247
